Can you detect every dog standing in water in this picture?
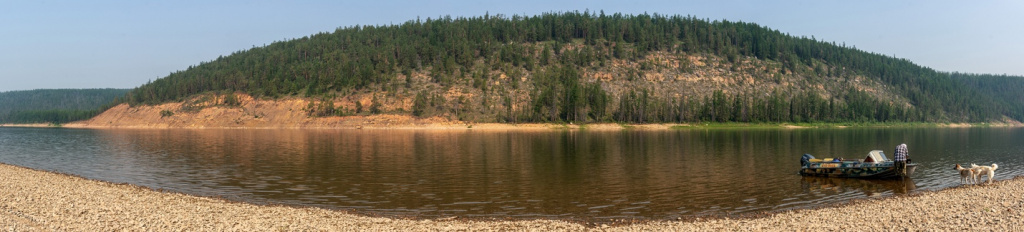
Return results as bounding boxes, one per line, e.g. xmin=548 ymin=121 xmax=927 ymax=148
xmin=955 ymin=164 xmax=975 ymax=185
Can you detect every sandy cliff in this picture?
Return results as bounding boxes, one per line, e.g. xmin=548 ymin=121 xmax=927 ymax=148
xmin=69 ymin=94 xmax=457 ymax=129
xmin=67 ymin=94 xmax=631 ymax=130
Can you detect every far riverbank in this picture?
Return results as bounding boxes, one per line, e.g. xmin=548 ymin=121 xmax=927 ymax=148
xmin=44 ymin=99 xmax=1022 ymax=130
xmin=3 ymin=119 xmax=1020 ymax=131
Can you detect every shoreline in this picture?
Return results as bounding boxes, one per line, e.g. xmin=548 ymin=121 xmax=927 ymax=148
xmin=33 ymin=100 xmax=1024 ymax=130
xmin=0 ymin=123 xmax=58 ymax=128
xmin=2 ymin=163 xmax=1022 ymax=230
xmin=7 ymin=94 xmax=1021 ymax=130
xmin=3 ymin=120 xmax=1021 ymax=131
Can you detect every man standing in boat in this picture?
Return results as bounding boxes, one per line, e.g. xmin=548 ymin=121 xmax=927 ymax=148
xmin=894 ymin=143 xmax=909 ymax=176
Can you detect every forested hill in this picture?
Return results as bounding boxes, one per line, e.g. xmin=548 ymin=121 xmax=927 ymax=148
xmin=122 ymin=12 xmax=1024 ymax=124
xmin=0 ymin=89 xmax=129 ymax=124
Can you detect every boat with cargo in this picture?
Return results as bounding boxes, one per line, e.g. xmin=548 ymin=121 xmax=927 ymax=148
xmin=799 ymin=150 xmax=916 ymax=179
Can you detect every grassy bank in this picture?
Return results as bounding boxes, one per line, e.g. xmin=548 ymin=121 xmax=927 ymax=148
xmin=0 ymin=123 xmax=63 ymax=128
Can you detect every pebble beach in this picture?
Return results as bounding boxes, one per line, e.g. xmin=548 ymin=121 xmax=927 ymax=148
xmin=2 ymin=163 xmax=1022 ymax=231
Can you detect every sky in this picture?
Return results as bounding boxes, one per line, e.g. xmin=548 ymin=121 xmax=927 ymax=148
xmin=2 ymin=0 xmax=1022 ymax=92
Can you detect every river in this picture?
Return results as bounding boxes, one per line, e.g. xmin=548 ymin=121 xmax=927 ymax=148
xmin=1 ymin=127 xmax=1022 ymax=221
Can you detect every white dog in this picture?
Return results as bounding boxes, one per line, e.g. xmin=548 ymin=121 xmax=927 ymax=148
xmin=970 ymin=163 xmax=999 ymax=184
xmin=955 ymin=164 xmax=975 ymax=185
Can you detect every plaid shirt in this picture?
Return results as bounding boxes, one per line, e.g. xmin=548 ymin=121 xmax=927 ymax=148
xmin=894 ymin=144 xmax=908 ymax=161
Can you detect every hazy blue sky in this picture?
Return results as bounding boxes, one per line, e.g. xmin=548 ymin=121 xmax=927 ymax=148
xmin=2 ymin=0 xmax=1021 ymax=92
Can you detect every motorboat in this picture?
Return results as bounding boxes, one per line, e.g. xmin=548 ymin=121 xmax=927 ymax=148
xmin=799 ymin=150 xmax=915 ymax=179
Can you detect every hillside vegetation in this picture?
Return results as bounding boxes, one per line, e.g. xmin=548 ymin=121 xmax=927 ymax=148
xmin=122 ymin=11 xmax=1024 ymax=124
xmin=0 ymin=89 xmax=129 ymax=124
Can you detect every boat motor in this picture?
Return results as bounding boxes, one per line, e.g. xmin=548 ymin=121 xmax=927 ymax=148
xmin=801 ymin=154 xmax=815 ymax=166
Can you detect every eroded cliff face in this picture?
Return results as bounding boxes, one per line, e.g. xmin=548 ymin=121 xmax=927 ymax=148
xmin=69 ymin=94 xmax=457 ymax=129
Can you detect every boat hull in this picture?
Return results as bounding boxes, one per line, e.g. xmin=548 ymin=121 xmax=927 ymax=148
xmin=800 ymin=163 xmax=917 ymax=179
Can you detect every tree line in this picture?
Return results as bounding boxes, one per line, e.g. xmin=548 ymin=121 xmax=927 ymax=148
xmin=0 ymin=89 xmax=128 ymax=124
xmin=120 ymin=11 xmax=1024 ymax=124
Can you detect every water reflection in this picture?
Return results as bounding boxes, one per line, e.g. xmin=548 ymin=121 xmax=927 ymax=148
xmin=800 ymin=176 xmax=916 ymax=196
xmin=1 ymin=127 xmax=1023 ymax=221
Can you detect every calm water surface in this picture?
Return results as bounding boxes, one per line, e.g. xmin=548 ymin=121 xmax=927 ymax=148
xmin=1 ymin=127 xmax=1023 ymax=221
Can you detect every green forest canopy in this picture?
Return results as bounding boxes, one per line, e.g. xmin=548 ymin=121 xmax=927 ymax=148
xmin=0 ymin=89 xmax=129 ymax=124
xmin=122 ymin=11 xmax=1024 ymax=124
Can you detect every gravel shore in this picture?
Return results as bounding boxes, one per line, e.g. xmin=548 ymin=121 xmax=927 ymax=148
xmin=2 ymin=163 xmax=1022 ymax=231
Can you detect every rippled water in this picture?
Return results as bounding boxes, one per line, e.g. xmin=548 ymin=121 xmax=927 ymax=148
xmin=1 ymin=127 xmax=1022 ymax=221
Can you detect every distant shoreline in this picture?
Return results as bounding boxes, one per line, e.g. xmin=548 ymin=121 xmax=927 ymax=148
xmin=15 ymin=95 xmax=1011 ymax=130
xmin=0 ymin=123 xmax=59 ymax=128
xmin=3 ymin=120 xmax=1021 ymax=130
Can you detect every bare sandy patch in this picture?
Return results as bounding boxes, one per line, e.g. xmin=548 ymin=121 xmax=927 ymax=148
xmin=780 ymin=124 xmax=809 ymax=129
